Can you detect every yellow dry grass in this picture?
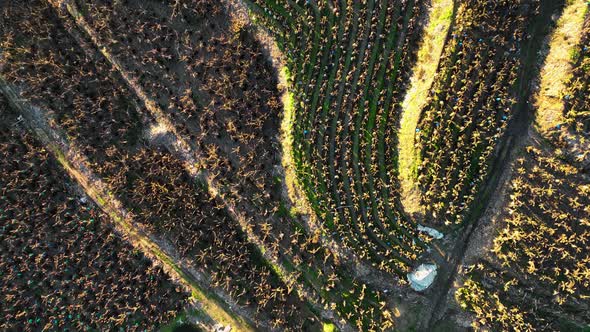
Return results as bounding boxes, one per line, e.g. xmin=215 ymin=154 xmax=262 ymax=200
xmin=535 ymin=0 xmax=588 ymax=134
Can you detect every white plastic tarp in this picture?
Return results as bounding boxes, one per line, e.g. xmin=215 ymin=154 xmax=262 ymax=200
xmin=407 ymin=263 xmax=438 ymax=291
xmin=417 ymin=224 xmax=444 ymax=239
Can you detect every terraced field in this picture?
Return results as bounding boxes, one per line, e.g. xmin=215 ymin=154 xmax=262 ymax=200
xmin=1 ymin=1 xmax=319 ymax=330
xmin=1 ymin=0 xmax=589 ymax=331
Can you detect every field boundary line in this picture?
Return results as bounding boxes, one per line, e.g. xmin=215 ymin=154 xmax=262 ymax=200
xmin=0 ymin=77 xmax=255 ymax=332
xmin=51 ymin=0 xmax=343 ymax=328
xmin=397 ymin=0 xmax=455 ymax=216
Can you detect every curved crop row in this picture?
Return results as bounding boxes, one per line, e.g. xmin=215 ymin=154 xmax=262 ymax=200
xmin=248 ymin=0 xmax=430 ymax=276
xmin=415 ymin=0 xmax=541 ymax=226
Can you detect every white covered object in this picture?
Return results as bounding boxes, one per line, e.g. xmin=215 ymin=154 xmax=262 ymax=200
xmin=214 ymin=324 xmax=231 ymax=332
xmin=407 ymin=264 xmax=438 ymax=291
xmin=417 ymin=224 xmax=444 ymax=239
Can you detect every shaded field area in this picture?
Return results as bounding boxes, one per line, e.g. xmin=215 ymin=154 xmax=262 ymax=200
xmin=0 ymin=97 xmax=188 ymax=331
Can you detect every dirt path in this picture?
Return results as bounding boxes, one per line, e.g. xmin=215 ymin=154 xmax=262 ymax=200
xmin=0 ymin=77 xmax=254 ymax=332
xmin=420 ymin=0 xmax=565 ymax=328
